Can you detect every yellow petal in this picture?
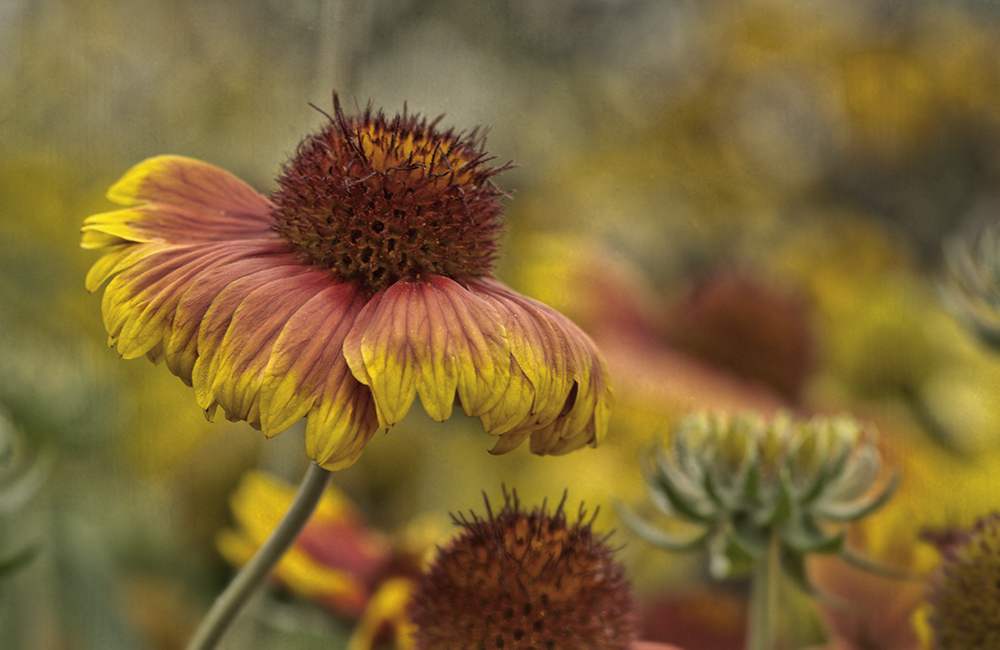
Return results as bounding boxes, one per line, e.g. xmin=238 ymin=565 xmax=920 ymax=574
xmin=192 ymin=263 xmax=316 ymax=425
xmin=83 ymin=155 xmax=275 ymax=246
xmin=343 ymin=276 xmax=511 ymax=428
xmin=470 ymin=277 xmax=613 ymax=454
xmin=256 ymin=280 xmax=381 ymax=470
xmin=347 ymin=578 xmax=417 ymax=650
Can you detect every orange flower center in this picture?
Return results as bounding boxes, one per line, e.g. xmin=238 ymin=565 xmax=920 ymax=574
xmin=270 ymin=100 xmax=509 ymax=292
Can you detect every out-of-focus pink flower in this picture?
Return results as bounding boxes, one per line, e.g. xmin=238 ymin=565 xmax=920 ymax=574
xmin=218 ymin=471 xmax=421 ymax=648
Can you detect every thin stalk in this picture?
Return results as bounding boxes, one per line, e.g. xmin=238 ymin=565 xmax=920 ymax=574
xmin=186 ymin=462 xmax=333 ymax=650
xmin=747 ymin=533 xmax=780 ymax=650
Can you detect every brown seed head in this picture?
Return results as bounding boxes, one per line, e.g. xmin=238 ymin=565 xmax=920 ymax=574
xmin=923 ymin=513 xmax=1000 ymax=649
xmin=410 ymin=489 xmax=636 ymax=650
xmin=270 ymin=96 xmax=510 ymax=292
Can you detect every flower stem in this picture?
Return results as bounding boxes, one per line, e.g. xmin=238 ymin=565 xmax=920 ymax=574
xmin=747 ymin=533 xmax=780 ymax=650
xmin=186 ymin=462 xmax=333 ymax=650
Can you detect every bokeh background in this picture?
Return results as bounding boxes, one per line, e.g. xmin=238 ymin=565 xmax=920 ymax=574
xmin=8 ymin=0 xmax=1000 ymax=648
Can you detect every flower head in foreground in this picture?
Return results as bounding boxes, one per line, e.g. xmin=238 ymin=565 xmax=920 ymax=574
xmin=619 ymin=411 xmax=898 ymax=590
xmin=81 ymin=96 xmax=611 ymax=469
xmin=410 ymin=489 xmax=636 ymax=650
xmin=921 ymin=513 xmax=1000 ymax=649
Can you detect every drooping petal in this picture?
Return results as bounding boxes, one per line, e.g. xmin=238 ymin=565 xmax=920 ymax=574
xmin=190 ymin=262 xmax=320 ymax=422
xmin=259 ymin=281 xmax=380 ymax=471
xmin=101 ymin=240 xmax=284 ymax=361
xmin=86 ymin=242 xmax=164 ymax=293
xmin=469 ymin=277 xmax=613 ymax=455
xmin=81 ymin=155 xmax=276 ymax=248
xmin=211 ymin=271 xmax=346 ymax=428
xmin=163 ymin=247 xmax=295 ymax=384
xmin=342 ymin=275 xmax=512 ymax=429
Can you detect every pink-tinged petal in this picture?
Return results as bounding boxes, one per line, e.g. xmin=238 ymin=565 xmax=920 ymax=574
xmin=469 ymin=277 xmax=613 ymax=455
xmin=85 ymin=243 xmax=163 ymax=293
xmin=99 ymin=242 xmax=175 ymax=351
xmin=190 ymin=262 xmax=318 ymax=421
xmin=343 ymin=276 xmax=511 ymax=429
xmin=259 ymin=282 xmax=379 ymax=470
xmin=163 ymin=246 xmax=296 ymax=384
xmin=81 ymin=155 xmax=276 ymax=248
xmin=103 ymin=241 xmax=275 ymax=360
xmin=201 ymin=269 xmax=342 ymax=429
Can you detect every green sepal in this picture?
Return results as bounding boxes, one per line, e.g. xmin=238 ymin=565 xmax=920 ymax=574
xmin=614 ymin=501 xmax=711 ymax=552
xmin=0 ymin=452 xmax=53 ymax=515
xmin=647 ymin=449 xmax=715 ymax=524
xmin=797 ymin=443 xmax=847 ymax=505
xmin=700 ymin=461 xmax=731 ymax=511
xmin=709 ymin=528 xmax=756 ymax=579
xmin=731 ymin=514 xmax=769 ymax=560
xmin=639 ymin=450 xmax=678 ymax=517
xmin=742 ymin=460 xmax=762 ymax=509
xmin=783 ymin=515 xmax=846 ymax=555
xmin=826 ymin=446 xmax=881 ymax=504
xmin=754 ymin=474 xmax=792 ymax=527
xmin=774 ymin=543 xmax=861 ymax=612
xmin=816 ymin=474 xmax=898 ymax=522
xmin=778 ymin=544 xmax=819 ymax=596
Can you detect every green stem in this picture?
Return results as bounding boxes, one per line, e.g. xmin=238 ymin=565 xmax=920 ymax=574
xmin=747 ymin=533 xmax=780 ymax=650
xmin=186 ymin=462 xmax=333 ymax=650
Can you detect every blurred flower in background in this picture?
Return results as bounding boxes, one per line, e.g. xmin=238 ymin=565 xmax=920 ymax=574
xmin=219 ymin=470 xmax=423 ymax=649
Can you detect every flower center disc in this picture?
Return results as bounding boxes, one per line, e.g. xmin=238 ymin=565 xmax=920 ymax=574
xmin=270 ymin=98 xmax=508 ymax=292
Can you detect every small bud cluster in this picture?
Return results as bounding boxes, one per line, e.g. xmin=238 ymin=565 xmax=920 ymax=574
xmin=942 ymin=220 xmax=1000 ymax=349
xmin=620 ymin=411 xmax=897 ymax=590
